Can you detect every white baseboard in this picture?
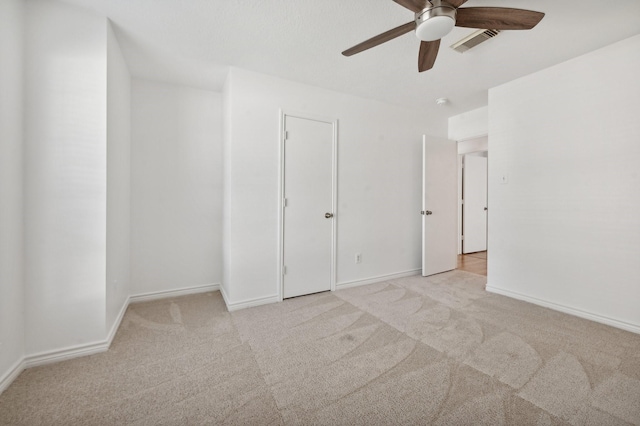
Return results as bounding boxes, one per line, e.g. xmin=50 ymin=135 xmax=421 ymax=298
xmin=129 ymin=283 xmax=220 ymax=304
xmin=336 ymin=269 xmax=422 ymax=290
xmin=25 ymin=284 xmax=220 ymax=368
xmin=219 ymin=284 xmax=230 ymax=308
xmin=486 ymin=284 xmax=640 ymax=335
xmin=219 ymin=270 xmax=422 ymax=312
xmin=0 ymin=358 xmax=25 ymax=395
xmin=0 ymin=283 xmax=222 ymax=395
xmin=220 ymin=285 xmax=280 ymax=312
xmin=106 ymin=296 xmax=131 ymax=344
xmin=23 ymin=297 xmax=131 ymax=370
xmin=24 ymin=340 xmax=110 ymax=369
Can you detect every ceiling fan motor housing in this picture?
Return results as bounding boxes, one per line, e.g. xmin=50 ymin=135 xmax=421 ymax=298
xmin=415 ymin=0 xmax=457 ymax=41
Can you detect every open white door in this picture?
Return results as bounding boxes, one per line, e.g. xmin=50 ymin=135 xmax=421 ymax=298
xmin=422 ymin=136 xmax=457 ymax=276
xmin=462 ymin=155 xmax=488 ymax=253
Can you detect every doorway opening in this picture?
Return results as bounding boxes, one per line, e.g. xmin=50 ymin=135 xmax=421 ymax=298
xmin=457 ymin=252 xmax=487 ymax=276
xmin=457 ymin=136 xmax=488 ymax=276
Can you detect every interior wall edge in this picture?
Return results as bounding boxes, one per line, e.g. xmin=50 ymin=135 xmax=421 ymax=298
xmin=0 ymin=0 xmax=25 ymax=397
xmin=23 ymin=295 xmax=130 ymax=369
xmin=219 ymin=284 xmax=231 ymax=310
xmin=106 ymin=295 xmax=130 ymax=344
xmin=222 ymin=292 xmax=280 ymax=312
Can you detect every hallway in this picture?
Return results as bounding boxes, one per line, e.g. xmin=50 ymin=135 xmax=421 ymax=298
xmin=457 ymin=251 xmax=487 ymax=276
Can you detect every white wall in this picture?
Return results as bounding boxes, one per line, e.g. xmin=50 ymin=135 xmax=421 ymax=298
xmin=223 ymin=68 xmax=435 ymax=308
xmin=0 ymin=0 xmax=25 ymax=389
xmin=131 ymin=79 xmax=222 ymax=296
xmin=106 ymin=22 xmax=131 ymax=334
xmin=487 ymin=35 xmax=640 ymax=332
xmin=448 ymin=106 xmax=488 ymax=142
xmin=458 ymin=136 xmax=488 ymax=155
xmin=24 ymin=0 xmax=107 ymax=354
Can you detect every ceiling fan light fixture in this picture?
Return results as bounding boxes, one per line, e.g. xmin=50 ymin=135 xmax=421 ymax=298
xmin=416 ymin=15 xmax=455 ymax=41
xmin=415 ymin=2 xmax=456 ymax=42
xmin=342 ymin=0 xmax=544 ymax=73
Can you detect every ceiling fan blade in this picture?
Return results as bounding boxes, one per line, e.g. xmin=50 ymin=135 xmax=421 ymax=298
xmin=393 ymin=0 xmax=428 ymax=13
xmin=447 ymin=0 xmax=469 ymax=7
xmin=342 ymin=21 xmax=416 ymax=56
xmin=418 ymin=39 xmax=440 ymax=72
xmin=455 ymin=7 xmax=545 ymax=30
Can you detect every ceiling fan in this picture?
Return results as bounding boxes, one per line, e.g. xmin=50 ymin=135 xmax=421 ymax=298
xmin=342 ymin=0 xmax=545 ymax=72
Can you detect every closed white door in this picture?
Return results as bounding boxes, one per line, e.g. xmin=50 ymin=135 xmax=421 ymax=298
xmin=422 ymin=136 xmax=458 ymax=276
xmin=283 ymin=116 xmax=334 ymax=298
xmin=462 ymin=155 xmax=488 ymax=253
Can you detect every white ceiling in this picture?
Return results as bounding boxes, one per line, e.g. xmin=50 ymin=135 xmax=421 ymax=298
xmin=62 ymin=0 xmax=640 ymax=133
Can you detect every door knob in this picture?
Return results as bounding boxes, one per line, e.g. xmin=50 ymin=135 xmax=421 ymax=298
xmin=325 ymin=213 xmax=333 ymax=218
xmin=484 ymin=207 xmax=488 ymax=211
xmin=422 ymin=210 xmax=433 ymax=216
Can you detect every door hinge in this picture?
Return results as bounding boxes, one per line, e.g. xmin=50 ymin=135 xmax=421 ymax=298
xmin=461 ymin=235 xmax=464 ymax=241
xmin=282 ymin=266 xmax=287 ymax=275
xmin=283 ymin=197 xmax=287 ymax=207
xmin=284 ymin=131 xmax=289 ymax=140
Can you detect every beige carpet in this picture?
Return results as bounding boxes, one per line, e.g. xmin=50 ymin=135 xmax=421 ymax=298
xmin=1 ymin=270 xmax=639 ymax=425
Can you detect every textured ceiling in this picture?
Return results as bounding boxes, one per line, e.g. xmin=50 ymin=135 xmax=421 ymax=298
xmin=62 ymin=0 xmax=640 ymax=136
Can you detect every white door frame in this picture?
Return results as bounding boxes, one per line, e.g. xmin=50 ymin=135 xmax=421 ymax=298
xmin=278 ymin=110 xmax=338 ymax=301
